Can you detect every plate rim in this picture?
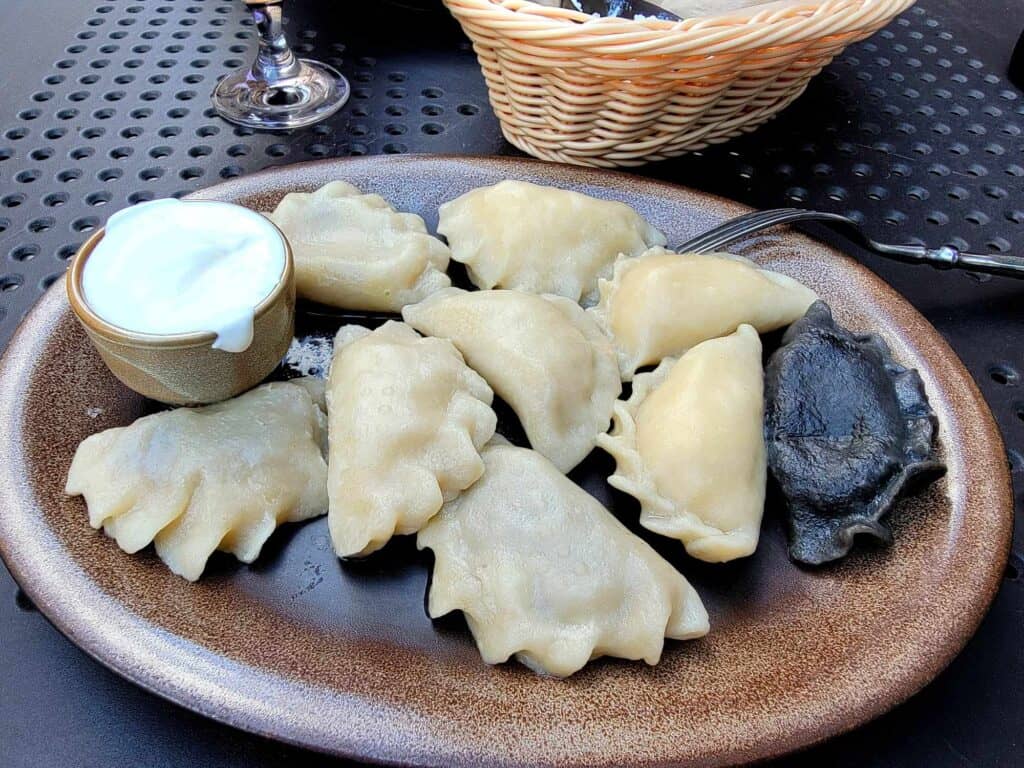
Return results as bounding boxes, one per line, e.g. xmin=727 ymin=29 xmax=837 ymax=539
xmin=0 ymin=153 xmax=1013 ymax=768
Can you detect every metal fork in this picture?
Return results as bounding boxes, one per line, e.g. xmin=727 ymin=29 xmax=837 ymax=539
xmin=674 ymin=208 xmax=1024 ymax=279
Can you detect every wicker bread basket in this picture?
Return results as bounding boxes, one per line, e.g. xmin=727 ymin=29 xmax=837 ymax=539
xmin=444 ymin=0 xmax=915 ymax=167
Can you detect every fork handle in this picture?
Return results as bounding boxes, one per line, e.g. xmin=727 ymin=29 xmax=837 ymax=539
xmin=833 ymin=227 xmax=1024 ymax=279
xmin=956 ymin=250 xmax=1024 ymax=278
xmin=875 ymin=243 xmax=1024 ymax=279
xmin=677 ymin=207 xmax=1024 ymax=280
xmin=763 ymin=210 xmax=1024 ymax=280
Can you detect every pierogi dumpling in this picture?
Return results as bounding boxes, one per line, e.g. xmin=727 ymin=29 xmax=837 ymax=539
xmin=598 ymin=325 xmax=766 ymax=562
xmin=437 ymin=180 xmax=666 ymax=306
xmin=65 ymin=380 xmax=328 ymax=581
xmin=326 ymin=321 xmax=497 ymax=557
xmin=402 ymin=287 xmax=620 ymax=473
xmin=418 ymin=442 xmax=709 ymax=677
xmin=268 ymin=180 xmax=451 ymax=312
xmin=588 ymin=247 xmax=817 ymax=380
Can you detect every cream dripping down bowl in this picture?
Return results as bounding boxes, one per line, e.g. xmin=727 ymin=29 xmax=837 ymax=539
xmin=66 ymin=199 xmax=295 ymax=405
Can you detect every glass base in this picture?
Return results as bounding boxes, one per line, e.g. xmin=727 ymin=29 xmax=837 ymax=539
xmin=212 ymin=59 xmax=349 ymax=130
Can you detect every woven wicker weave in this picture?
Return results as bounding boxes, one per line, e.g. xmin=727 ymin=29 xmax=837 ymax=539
xmin=444 ymin=0 xmax=915 ymax=167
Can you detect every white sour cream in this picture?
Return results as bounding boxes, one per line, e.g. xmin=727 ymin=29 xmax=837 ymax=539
xmin=83 ymin=198 xmax=286 ymax=353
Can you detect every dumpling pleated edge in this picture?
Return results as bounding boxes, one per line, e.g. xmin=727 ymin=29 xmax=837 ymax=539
xmin=326 ymin=321 xmax=498 ymax=558
xmin=402 ymin=287 xmax=621 ymax=474
xmin=588 ymin=248 xmax=819 ymax=382
xmin=596 ymin=325 xmax=766 ymax=563
xmin=417 ymin=443 xmax=709 ymax=678
xmin=65 ymin=380 xmax=329 ymax=582
xmin=589 ymin=250 xmax=649 ymax=380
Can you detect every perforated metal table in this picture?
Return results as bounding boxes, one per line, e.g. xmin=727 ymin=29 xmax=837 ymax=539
xmin=0 ymin=1 xmax=1021 ymax=766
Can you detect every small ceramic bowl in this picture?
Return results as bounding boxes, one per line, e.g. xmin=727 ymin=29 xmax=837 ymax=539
xmin=66 ymin=215 xmax=295 ymax=406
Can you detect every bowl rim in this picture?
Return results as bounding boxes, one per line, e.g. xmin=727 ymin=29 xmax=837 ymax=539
xmin=65 ymin=200 xmax=294 ymax=349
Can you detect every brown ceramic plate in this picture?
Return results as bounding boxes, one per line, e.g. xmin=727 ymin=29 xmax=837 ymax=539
xmin=0 ymin=156 xmax=1012 ymax=768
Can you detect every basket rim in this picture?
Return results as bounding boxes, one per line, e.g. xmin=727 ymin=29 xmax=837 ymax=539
xmin=444 ymin=0 xmax=916 ymax=49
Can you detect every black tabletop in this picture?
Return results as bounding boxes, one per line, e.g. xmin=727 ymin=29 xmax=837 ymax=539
xmin=1 ymin=1 xmax=1022 ymax=766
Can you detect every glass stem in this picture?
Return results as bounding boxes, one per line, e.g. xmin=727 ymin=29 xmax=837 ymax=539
xmin=249 ymin=2 xmax=303 ymax=83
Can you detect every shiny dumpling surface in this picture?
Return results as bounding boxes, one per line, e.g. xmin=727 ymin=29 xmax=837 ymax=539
xmin=326 ymin=321 xmax=497 ymax=557
xmin=598 ymin=325 xmax=766 ymax=562
xmin=64 ymin=380 xmax=328 ymax=581
xmin=418 ymin=442 xmax=709 ymax=677
xmin=402 ymin=287 xmax=620 ymax=473
xmin=588 ymin=247 xmax=817 ymax=380
xmin=437 ymin=180 xmax=666 ymax=306
xmin=268 ymin=180 xmax=451 ymax=312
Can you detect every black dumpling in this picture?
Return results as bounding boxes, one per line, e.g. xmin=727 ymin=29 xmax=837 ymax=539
xmin=764 ymin=301 xmax=945 ymax=565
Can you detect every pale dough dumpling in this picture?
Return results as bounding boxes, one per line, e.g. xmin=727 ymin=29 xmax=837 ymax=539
xmin=588 ymin=247 xmax=817 ymax=380
xmin=327 ymin=321 xmax=497 ymax=557
xmin=437 ymin=180 xmax=666 ymax=306
xmin=418 ymin=442 xmax=709 ymax=677
xmin=65 ymin=380 xmax=328 ymax=581
xmin=402 ymin=287 xmax=620 ymax=473
xmin=268 ymin=180 xmax=451 ymax=312
xmin=598 ymin=325 xmax=766 ymax=562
